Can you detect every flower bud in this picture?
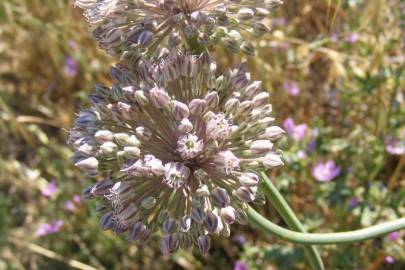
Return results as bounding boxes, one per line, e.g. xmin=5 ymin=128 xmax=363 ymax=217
xmin=123 ymin=146 xmax=141 ymax=158
xmin=239 ymin=172 xmax=260 ymax=187
xmin=163 ymin=218 xmax=178 ymax=234
xmin=160 ymin=234 xmax=179 ymax=254
xmin=235 ymin=186 xmax=255 ymax=202
xmin=253 ymin=92 xmax=270 ymax=107
xmin=262 ymin=153 xmax=284 ymax=168
xmin=205 ymin=91 xmax=219 ymax=108
xmin=138 ymin=30 xmax=154 ymax=47
xmin=245 ymin=81 xmax=262 ymax=97
xmin=75 ymin=157 xmax=98 ymax=171
xmin=189 ymin=99 xmax=207 ymax=115
xmin=178 ymin=118 xmax=193 ymax=133
xmin=172 ymin=101 xmax=190 ymax=120
xmin=198 ymin=235 xmax=211 ymax=255
xmin=265 ymin=126 xmax=285 ymax=140
xmin=221 ymin=206 xmax=236 ymax=224
xmin=113 ymin=133 xmax=130 ymax=145
xmin=210 ymin=188 xmax=230 ymax=208
xmin=241 ymin=41 xmax=255 ymax=56
xmin=250 ymin=140 xmax=273 ymax=154
xmin=150 ymin=87 xmax=170 ymax=109
xmin=180 ymin=216 xmax=192 ymax=232
xmin=253 ymin=22 xmax=270 ymax=36
xmin=94 ymin=130 xmax=113 ymax=144
xmin=100 ymin=141 xmax=118 ymax=155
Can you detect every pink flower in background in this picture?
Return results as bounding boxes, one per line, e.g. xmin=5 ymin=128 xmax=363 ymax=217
xmin=312 ymin=160 xmax=341 ymax=182
xmin=64 ymin=195 xmax=82 ymax=212
xmin=283 ymin=81 xmax=300 ymax=96
xmin=384 ymin=256 xmax=395 ymax=264
xmin=234 ymin=261 xmax=249 ymax=270
xmin=68 ymin=40 xmax=77 ymax=49
xmin=388 ymin=231 xmax=400 ymax=241
xmin=36 ymin=220 xmax=64 ymax=237
xmin=283 ymin=118 xmax=308 ymax=141
xmin=386 ymin=139 xmax=405 ymax=155
xmin=64 ymin=57 xmax=78 ymax=77
xmin=344 ymin=32 xmax=360 ymax=44
xmin=330 ymin=33 xmax=339 ymax=43
xmin=41 ymin=180 xmax=57 ymax=198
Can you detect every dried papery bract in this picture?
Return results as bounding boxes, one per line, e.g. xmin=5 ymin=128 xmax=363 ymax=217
xmin=74 ymin=0 xmax=283 ymax=59
xmin=69 ymin=52 xmax=284 ymax=254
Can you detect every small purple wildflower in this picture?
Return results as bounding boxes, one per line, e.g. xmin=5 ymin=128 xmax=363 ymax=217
xmin=388 ymin=231 xmax=400 ymax=242
xmin=283 ymin=118 xmax=308 ymax=141
xmin=386 ymin=138 xmax=405 ymax=155
xmin=384 ymin=256 xmax=395 ymax=264
xmin=297 ymin=151 xmax=307 ymax=160
xmin=330 ymin=33 xmax=339 ymax=43
xmin=234 ymin=261 xmax=249 ymax=270
xmin=65 ymin=195 xmax=82 ymax=212
xmin=232 ymin=234 xmax=247 ymax=246
xmin=344 ymin=32 xmax=360 ymax=44
xmin=41 ymin=180 xmax=57 ymax=198
xmin=348 ymin=197 xmax=359 ymax=210
xmin=36 ymin=220 xmax=64 ymax=237
xmin=68 ymin=40 xmax=77 ymax=49
xmin=312 ymin=160 xmax=341 ymax=182
xmin=64 ymin=57 xmax=78 ymax=77
xmin=283 ymin=81 xmax=300 ymax=96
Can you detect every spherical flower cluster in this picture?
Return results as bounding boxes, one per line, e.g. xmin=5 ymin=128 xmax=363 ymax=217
xmin=74 ymin=0 xmax=283 ymax=59
xmin=69 ymin=52 xmax=284 ymax=254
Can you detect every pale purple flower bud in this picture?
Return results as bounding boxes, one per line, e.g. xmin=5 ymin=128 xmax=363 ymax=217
xmin=94 ymin=130 xmax=113 ymax=144
xmin=160 ymin=234 xmax=179 ymax=254
xmin=239 ymin=172 xmax=260 ymax=187
xmin=235 ymin=187 xmax=255 ymax=202
xmin=235 ymin=101 xmax=254 ymax=116
xmin=172 ymin=101 xmax=190 ymax=120
xmin=191 ymin=207 xmax=205 ymax=224
xmin=225 ymin=98 xmax=240 ymax=114
xmin=206 ymin=113 xmax=232 ymax=140
xmin=245 ymin=81 xmax=262 ymax=97
xmin=144 ymin=155 xmax=165 ymax=176
xmin=262 ymin=153 xmax=284 ymax=168
xmin=205 ymin=91 xmax=219 ymax=108
xmin=113 ymin=133 xmax=130 ymax=145
xmin=265 ymin=126 xmax=285 ymax=140
xmin=150 ymin=87 xmax=170 ymax=109
xmin=163 ymin=218 xmax=178 ymax=234
xmin=221 ymin=206 xmax=236 ymax=224
xmin=210 ymin=188 xmax=230 ymax=208
xmin=75 ymin=157 xmax=98 ymax=172
xmin=204 ymin=212 xmax=222 ymax=234
xmin=126 ymin=222 xmax=146 ymax=241
xmin=253 ymin=92 xmax=270 ymax=107
xmin=198 ymin=235 xmax=211 ymax=255
xmin=253 ymin=22 xmax=270 ymax=36
xmin=123 ymin=146 xmax=141 ymax=159
xmin=189 ymin=99 xmax=207 ymax=115
xmin=100 ymin=212 xmax=114 ymax=231
xmin=100 ymin=141 xmax=117 ymax=155
xmin=138 ymin=31 xmax=154 ymax=47
xmin=178 ymin=118 xmax=193 ymax=133
xmin=250 ymin=140 xmax=273 ymax=154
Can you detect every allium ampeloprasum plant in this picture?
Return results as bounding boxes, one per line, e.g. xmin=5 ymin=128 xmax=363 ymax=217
xmin=70 ymin=1 xmax=405 ymax=269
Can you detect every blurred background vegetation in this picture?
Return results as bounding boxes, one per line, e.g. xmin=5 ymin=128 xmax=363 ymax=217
xmin=0 ymin=0 xmax=404 ymax=269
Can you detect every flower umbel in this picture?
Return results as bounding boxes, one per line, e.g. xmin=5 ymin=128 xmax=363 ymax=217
xmin=69 ymin=53 xmax=284 ymax=254
xmin=74 ymin=0 xmax=283 ymax=59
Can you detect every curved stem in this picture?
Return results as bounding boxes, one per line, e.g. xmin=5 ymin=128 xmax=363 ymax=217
xmin=247 ymin=206 xmax=405 ymax=244
xmin=260 ymin=172 xmax=324 ymax=270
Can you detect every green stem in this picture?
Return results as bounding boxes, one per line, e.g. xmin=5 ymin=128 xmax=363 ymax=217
xmin=247 ymin=206 xmax=405 ymax=244
xmin=260 ymin=172 xmax=324 ymax=270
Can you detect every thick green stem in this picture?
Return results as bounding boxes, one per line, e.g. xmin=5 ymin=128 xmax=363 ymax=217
xmin=260 ymin=172 xmax=324 ymax=270
xmin=247 ymin=206 xmax=405 ymax=244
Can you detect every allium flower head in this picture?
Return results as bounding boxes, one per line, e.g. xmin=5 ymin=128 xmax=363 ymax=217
xmin=74 ymin=0 xmax=283 ymax=59
xmin=69 ymin=52 xmax=284 ymax=254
